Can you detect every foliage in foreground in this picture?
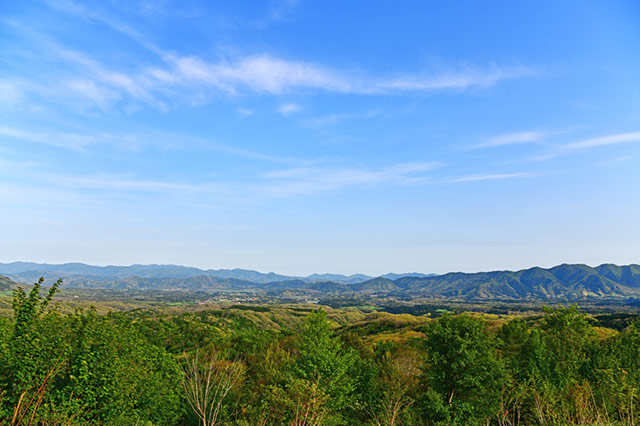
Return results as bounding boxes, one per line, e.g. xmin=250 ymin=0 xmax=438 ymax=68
xmin=1 ymin=279 xmax=639 ymax=425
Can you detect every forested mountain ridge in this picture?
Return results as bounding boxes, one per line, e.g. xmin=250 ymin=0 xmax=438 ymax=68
xmin=394 ymin=263 xmax=640 ymax=299
xmin=2 ymin=262 xmax=640 ymax=300
xmin=0 ymin=274 xmax=18 ymax=291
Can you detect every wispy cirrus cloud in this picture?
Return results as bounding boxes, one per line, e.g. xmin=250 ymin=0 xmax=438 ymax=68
xmin=43 ymin=0 xmax=166 ymax=55
xmin=53 ymin=46 xmax=168 ymax=110
xmin=375 ymin=65 xmax=534 ymax=93
xmin=472 ymin=128 xmax=577 ymax=150
xmin=3 ymin=149 xmax=540 ymax=208
xmin=47 ymin=173 xmax=228 ymax=194
xmin=10 ymin=153 xmax=543 ymax=200
xmin=0 ymin=81 xmax=25 ymax=106
xmin=277 ymin=102 xmax=302 ymax=116
xmin=449 ymin=172 xmax=538 ymax=183
xmin=256 ymin=162 xmax=441 ymax=198
xmin=20 ymin=162 xmax=541 ymax=203
xmin=236 ymin=108 xmax=254 ymax=117
xmin=473 ymin=131 xmax=548 ymax=149
xmin=0 ymin=125 xmax=298 ymax=163
xmin=304 ymin=113 xmax=352 ymax=127
xmin=564 ymin=131 xmax=640 ymax=150
xmin=41 ymin=0 xmax=536 ymax=101
xmin=0 ymin=156 xmax=39 ymax=170
xmin=0 ymin=125 xmax=182 ymax=152
xmin=533 ymin=131 xmax=640 ymax=161
xmin=158 ymin=54 xmax=534 ymax=96
xmin=0 ymin=126 xmax=104 ymax=151
xmin=4 ymin=17 xmax=537 ymax=112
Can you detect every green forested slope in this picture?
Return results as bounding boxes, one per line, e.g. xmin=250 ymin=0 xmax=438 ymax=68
xmin=1 ymin=282 xmax=640 ymax=425
xmin=0 ymin=275 xmax=18 ymax=291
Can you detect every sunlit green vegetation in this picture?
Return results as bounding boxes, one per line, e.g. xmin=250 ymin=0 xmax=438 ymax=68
xmin=1 ymin=279 xmax=640 ymax=425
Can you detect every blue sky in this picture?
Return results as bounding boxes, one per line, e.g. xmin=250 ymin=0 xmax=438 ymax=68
xmin=1 ymin=1 xmax=640 ymax=275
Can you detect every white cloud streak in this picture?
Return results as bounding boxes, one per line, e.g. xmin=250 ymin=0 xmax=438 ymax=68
xmin=158 ymin=55 xmax=533 ymax=97
xmin=473 ymin=128 xmax=579 ymax=150
xmin=0 ymin=156 xmax=39 ymax=170
xmin=374 ymin=65 xmax=534 ymax=93
xmin=48 ymin=173 xmax=228 ymax=194
xmin=171 ymin=55 xmax=352 ymax=94
xmin=0 ymin=126 xmax=151 ymax=151
xmin=532 ymin=131 xmax=640 ymax=161
xmin=4 ymin=1 xmax=539 ymax=113
xmin=17 ymin=162 xmax=539 ymax=202
xmin=304 ymin=113 xmax=352 ymax=127
xmin=43 ymin=0 xmax=166 ymax=55
xmin=277 ymin=102 xmax=301 ymax=116
xmin=450 ymin=172 xmax=538 ymax=183
xmin=474 ymin=131 xmax=547 ymax=149
xmin=237 ymin=108 xmax=254 ymax=117
xmin=7 ymin=30 xmax=536 ymax=111
xmin=256 ymin=162 xmax=441 ymax=198
xmin=0 ymin=125 xmax=298 ymax=163
xmin=564 ymin=131 xmax=640 ymax=150
xmin=5 ymin=161 xmax=441 ymax=204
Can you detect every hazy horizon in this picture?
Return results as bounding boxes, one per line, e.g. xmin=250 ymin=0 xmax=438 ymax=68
xmin=2 ymin=1 xmax=639 ymax=275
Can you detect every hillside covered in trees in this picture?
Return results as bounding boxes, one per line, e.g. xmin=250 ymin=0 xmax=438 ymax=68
xmin=0 ymin=276 xmax=17 ymax=292
xmin=1 ymin=278 xmax=640 ymax=425
xmin=2 ymin=263 xmax=640 ymax=300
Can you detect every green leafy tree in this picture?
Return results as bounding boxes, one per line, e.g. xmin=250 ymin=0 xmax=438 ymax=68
xmin=49 ymin=310 xmax=182 ymax=425
xmin=497 ymin=318 xmax=550 ymax=425
xmin=585 ymin=319 xmax=640 ymax=424
xmin=0 ymin=278 xmax=65 ymax=421
xmin=259 ymin=309 xmax=359 ymax=426
xmin=419 ymin=313 xmax=505 ymax=425
xmin=0 ymin=279 xmax=183 ymax=426
xmin=540 ymin=305 xmax=594 ymax=386
xmin=369 ymin=346 xmax=420 ymax=426
xmin=294 ymin=310 xmax=357 ymax=410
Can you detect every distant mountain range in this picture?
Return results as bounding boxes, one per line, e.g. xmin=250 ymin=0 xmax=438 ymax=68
xmin=0 ymin=262 xmax=434 ymax=285
xmin=1 ymin=262 xmax=639 ymax=300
